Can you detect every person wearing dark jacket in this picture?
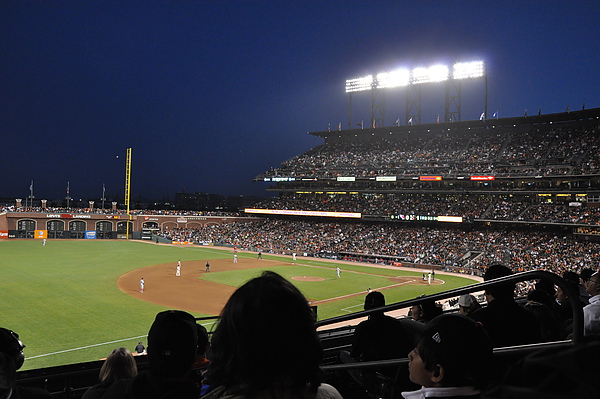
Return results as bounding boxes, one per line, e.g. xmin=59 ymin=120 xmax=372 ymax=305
xmin=470 ymin=264 xmax=541 ymax=347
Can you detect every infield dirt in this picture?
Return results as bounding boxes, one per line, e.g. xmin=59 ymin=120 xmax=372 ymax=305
xmin=117 ymin=256 xmax=444 ymax=316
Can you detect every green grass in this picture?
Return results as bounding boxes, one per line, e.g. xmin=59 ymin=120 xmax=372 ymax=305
xmin=0 ymin=240 xmax=477 ymax=370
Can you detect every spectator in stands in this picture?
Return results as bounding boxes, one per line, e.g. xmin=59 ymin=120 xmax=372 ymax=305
xmin=195 ymin=324 xmax=211 ymax=396
xmin=339 ymin=291 xmax=415 ymax=393
xmin=563 ymin=271 xmax=590 ymax=305
xmin=411 ymin=296 xmax=443 ymax=323
xmin=523 ymin=291 xmax=563 ymax=342
xmin=583 ymin=271 xmax=600 ymax=336
xmin=194 ymin=324 xmax=210 ymax=370
xmin=470 ymin=264 xmax=540 ymax=347
xmin=403 ymin=314 xmax=493 ymax=398
xmin=0 ymin=328 xmax=51 ymax=399
xmin=555 ymin=279 xmax=584 ymax=337
xmin=82 ymin=348 xmax=138 ymax=399
xmin=203 ymin=271 xmax=342 ymax=399
xmin=103 ymin=310 xmax=200 ymax=399
xmin=457 ymin=294 xmax=481 ymax=316
xmin=533 ymin=279 xmax=556 ymax=306
xmin=580 ymin=268 xmax=594 ymax=286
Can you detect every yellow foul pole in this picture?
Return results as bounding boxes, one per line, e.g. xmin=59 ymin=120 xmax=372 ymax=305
xmin=125 ymin=148 xmax=132 ymax=239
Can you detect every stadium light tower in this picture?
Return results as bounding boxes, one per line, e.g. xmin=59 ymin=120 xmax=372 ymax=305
xmin=445 ymin=61 xmax=486 ymax=122
xmin=345 ymin=60 xmax=486 ymax=127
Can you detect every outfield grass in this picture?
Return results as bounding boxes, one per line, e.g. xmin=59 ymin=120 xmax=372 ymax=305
xmin=0 ymin=240 xmax=477 ymax=370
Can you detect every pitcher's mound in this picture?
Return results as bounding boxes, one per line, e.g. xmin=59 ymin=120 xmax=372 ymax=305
xmin=292 ymin=276 xmax=325 ymax=282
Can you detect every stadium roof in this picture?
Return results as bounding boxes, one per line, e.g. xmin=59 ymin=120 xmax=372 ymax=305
xmin=309 ymin=107 xmax=600 ymax=141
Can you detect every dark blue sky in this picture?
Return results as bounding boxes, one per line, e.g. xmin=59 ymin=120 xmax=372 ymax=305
xmin=1 ymin=1 xmax=599 ymax=201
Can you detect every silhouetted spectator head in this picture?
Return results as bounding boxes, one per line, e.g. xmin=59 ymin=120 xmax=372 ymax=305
xmin=0 ymin=328 xmax=25 ymax=371
xmin=563 ymin=271 xmax=580 ymax=286
xmin=196 ymin=324 xmax=209 ymax=358
xmin=207 ymin=271 xmax=322 ymax=396
xmin=147 ymin=310 xmax=198 ymax=379
xmin=535 ymin=278 xmax=556 ymax=298
xmin=526 ymin=289 xmax=554 ymax=309
xmin=484 ymin=264 xmax=514 ymax=301
xmin=364 ymin=291 xmax=385 ymax=311
xmin=408 ymin=314 xmax=492 ymax=390
xmin=580 ymin=268 xmax=594 ymax=284
xmin=557 ymin=279 xmax=580 ymax=304
xmin=99 ymin=348 xmax=138 ymax=384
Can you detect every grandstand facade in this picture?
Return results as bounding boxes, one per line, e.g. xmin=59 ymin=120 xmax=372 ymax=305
xmin=0 ymin=209 xmax=257 ymax=240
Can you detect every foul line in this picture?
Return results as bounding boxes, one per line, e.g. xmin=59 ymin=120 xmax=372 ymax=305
xmin=26 ymin=321 xmax=217 ymax=360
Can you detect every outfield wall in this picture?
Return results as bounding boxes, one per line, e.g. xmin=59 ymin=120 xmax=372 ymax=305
xmin=0 ymin=212 xmax=261 ymax=239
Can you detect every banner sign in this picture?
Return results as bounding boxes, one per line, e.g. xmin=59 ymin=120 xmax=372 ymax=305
xmin=470 ymin=176 xmax=495 ymax=181
xmin=85 ymin=231 xmax=97 ymax=239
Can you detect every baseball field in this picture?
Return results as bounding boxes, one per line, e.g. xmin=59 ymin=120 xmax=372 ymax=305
xmin=0 ymin=239 xmax=479 ymax=370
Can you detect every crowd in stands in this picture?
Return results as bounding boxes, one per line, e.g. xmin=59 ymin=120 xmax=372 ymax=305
xmin=251 ymin=195 xmax=600 ymax=225
xmin=156 ymin=220 xmax=600 ymax=276
xmin=260 ymin=124 xmax=600 ymax=179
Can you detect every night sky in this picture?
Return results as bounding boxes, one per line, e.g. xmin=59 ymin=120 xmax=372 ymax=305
xmin=1 ymin=1 xmax=599 ymax=202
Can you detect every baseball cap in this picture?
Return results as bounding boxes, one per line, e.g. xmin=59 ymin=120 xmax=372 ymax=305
xmin=422 ymin=314 xmax=492 ymax=388
xmin=458 ymin=294 xmax=477 ymax=308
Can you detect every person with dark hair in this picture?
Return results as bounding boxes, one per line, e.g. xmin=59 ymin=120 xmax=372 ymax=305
xmin=203 ymin=271 xmax=342 ymax=399
xmin=470 ymin=264 xmax=540 ymax=347
xmin=556 ymin=278 xmax=585 ymax=336
xmin=103 ymin=310 xmax=200 ymax=399
xmin=195 ymin=324 xmax=210 ymax=369
xmin=411 ymin=296 xmax=443 ymax=323
xmin=580 ymin=268 xmax=594 ymax=285
xmin=563 ymin=271 xmax=589 ymax=305
xmin=195 ymin=324 xmax=212 ymax=396
xmin=533 ymin=278 xmax=556 ymax=302
xmin=82 ymin=348 xmax=138 ymax=399
xmin=403 ymin=314 xmax=493 ymax=398
xmin=0 ymin=328 xmax=51 ymax=399
xmin=339 ymin=291 xmax=414 ymax=394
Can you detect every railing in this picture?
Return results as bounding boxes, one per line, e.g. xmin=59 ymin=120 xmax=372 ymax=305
xmin=316 ymin=270 xmax=583 ymax=342
xmin=318 ymin=269 xmax=583 ymax=390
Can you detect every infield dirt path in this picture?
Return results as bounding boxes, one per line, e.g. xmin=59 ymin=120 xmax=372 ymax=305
xmin=117 ymin=249 xmax=452 ymax=316
xmin=117 ymin=257 xmax=282 ymax=315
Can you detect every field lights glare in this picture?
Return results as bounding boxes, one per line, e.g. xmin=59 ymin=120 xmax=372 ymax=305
xmin=345 ymin=60 xmax=485 ymax=93
xmin=453 ymin=61 xmax=485 ymax=79
xmin=345 ymin=74 xmax=374 ymax=93
xmin=377 ymin=69 xmax=410 ymax=88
